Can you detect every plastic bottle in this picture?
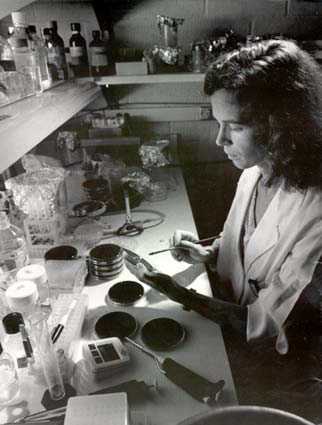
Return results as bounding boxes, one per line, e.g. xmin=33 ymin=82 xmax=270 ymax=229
xmin=0 ymin=211 xmax=29 ymax=275
xmin=48 ymin=20 xmax=68 ymax=80
xmin=0 ymin=340 xmax=20 ymax=405
xmin=69 ymin=23 xmax=89 ymax=77
xmin=9 ymin=12 xmax=42 ymax=96
xmin=89 ymin=30 xmax=108 ymax=76
xmin=27 ymin=25 xmax=52 ymax=90
xmin=2 ymin=312 xmax=27 ymax=369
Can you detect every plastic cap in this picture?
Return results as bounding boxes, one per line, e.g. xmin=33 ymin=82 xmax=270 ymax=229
xmin=71 ymin=23 xmax=81 ymax=31
xmin=2 ymin=312 xmax=24 ymax=334
xmin=17 ymin=264 xmax=47 ymax=286
xmin=6 ymin=280 xmax=39 ymax=312
xmin=28 ymin=25 xmax=36 ymax=33
xmin=49 ymin=20 xmax=58 ymax=30
xmin=0 ymin=211 xmax=9 ymax=230
xmin=11 ymin=12 xmax=27 ymax=27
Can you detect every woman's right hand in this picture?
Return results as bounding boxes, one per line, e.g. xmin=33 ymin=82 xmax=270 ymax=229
xmin=170 ymin=230 xmax=214 ymax=264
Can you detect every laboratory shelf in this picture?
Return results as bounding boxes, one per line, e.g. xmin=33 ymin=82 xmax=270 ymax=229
xmin=77 ymin=72 xmax=205 ymax=86
xmin=0 ymin=80 xmax=102 ymax=174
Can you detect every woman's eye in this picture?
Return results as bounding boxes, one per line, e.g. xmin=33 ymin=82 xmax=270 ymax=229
xmin=230 ymin=125 xmax=244 ymax=132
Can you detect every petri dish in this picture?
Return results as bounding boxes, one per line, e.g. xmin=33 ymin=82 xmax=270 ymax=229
xmin=95 ymin=311 xmax=138 ymax=339
xmin=107 ymin=281 xmax=144 ymax=306
xmin=89 ymin=244 xmax=123 ymax=263
xmin=141 ymin=317 xmax=185 ymax=351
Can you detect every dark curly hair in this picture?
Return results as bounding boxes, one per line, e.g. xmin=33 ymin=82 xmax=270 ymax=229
xmin=204 ymin=39 xmax=322 ymax=190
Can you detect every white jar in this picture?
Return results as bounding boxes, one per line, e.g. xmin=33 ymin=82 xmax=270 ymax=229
xmin=16 ymin=264 xmax=49 ymax=306
xmin=5 ymin=280 xmax=40 ymax=320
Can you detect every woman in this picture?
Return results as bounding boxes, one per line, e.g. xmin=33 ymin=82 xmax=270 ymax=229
xmin=131 ymin=39 xmax=322 ymax=419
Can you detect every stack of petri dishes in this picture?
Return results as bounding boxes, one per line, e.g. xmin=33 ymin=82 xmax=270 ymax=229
xmin=89 ymin=244 xmax=124 ymax=280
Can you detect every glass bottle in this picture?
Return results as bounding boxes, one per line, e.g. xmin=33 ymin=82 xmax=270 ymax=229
xmin=43 ymin=28 xmax=59 ymax=81
xmin=0 ymin=35 xmax=18 ymax=104
xmin=69 ymin=23 xmax=89 ymax=77
xmin=0 ymin=340 xmax=20 ymax=406
xmin=0 ymin=34 xmax=15 ymax=72
xmin=89 ymin=30 xmax=108 ymax=76
xmin=9 ymin=12 xmax=42 ymax=95
xmin=48 ymin=20 xmax=68 ymax=80
xmin=0 ymin=211 xmax=28 ymax=276
xmin=27 ymin=25 xmax=51 ymax=90
xmin=2 ymin=312 xmax=27 ymax=370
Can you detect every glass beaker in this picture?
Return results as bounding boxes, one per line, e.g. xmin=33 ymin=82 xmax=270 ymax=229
xmin=29 ymin=311 xmax=65 ymax=401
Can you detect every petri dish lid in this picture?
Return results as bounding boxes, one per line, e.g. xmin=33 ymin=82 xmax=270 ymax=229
xmin=90 ymin=244 xmax=123 ymax=262
xmin=72 ymin=201 xmax=106 ymax=218
xmin=107 ymin=281 xmax=144 ymax=306
xmin=95 ymin=311 xmax=138 ymax=339
xmin=45 ymin=245 xmax=78 ymax=261
xmin=141 ymin=317 xmax=185 ymax=351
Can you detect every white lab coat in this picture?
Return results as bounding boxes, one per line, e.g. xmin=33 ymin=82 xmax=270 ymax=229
xmin=215 ymin=166 xmax=322 ymax=353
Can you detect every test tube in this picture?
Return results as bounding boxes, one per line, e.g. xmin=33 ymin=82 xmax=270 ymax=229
xmin=29 ymin=311 xmax=65 ymax=401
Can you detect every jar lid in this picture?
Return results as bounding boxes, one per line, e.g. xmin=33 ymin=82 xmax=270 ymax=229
xmin=2 ymin=312 xmax=24 ymax=334
xmin=17 ymin=264 xmax=47 ymax=286
xmin=6 ymin=280 xmax=39 ymax=312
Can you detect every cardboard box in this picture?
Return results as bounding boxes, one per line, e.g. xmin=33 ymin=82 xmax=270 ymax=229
xmin=115 ymin=61 xmax=148 ymax=76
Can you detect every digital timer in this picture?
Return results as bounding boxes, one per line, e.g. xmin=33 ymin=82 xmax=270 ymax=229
xmin=83 ymin=337 xmax=130 ymax=378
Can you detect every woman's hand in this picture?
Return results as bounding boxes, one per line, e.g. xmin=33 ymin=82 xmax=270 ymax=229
xmin=170 ymin=230 xmax=215 ymax=264
xmin=135 ymin=263 xmax=184 ymax=303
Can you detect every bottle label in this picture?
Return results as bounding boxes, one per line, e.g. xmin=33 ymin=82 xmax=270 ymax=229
xmin=90 ymin=47 xmax=108 ymax=67
xmin=70 ymin=46 xmax=85 ymax=65
xmin=9 ymin=38 xmax=28 ymax=49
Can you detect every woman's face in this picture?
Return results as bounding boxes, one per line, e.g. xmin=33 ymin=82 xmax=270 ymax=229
xmin=211 ymin=89 xmax=268 ymax=170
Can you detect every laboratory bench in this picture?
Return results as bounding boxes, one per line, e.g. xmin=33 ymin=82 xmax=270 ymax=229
xmin=0 ymin=166 xmax=238 ymax=425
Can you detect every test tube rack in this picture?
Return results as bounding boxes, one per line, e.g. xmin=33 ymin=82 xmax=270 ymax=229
xmin=24 ymin=214 xmax=66 ymax=258
xmin=47 ymin=293 xmax=89 ymax=360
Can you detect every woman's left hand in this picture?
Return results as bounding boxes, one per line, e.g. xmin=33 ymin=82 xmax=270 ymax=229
xmin=133 ymin=262 xmax=184 ymax=303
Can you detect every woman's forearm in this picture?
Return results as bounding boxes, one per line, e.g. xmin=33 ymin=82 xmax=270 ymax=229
xmin=175 ymin=286 xmax=247 ymax=333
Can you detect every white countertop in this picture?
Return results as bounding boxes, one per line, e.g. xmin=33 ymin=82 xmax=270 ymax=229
xmin=0 ymin=167 xmax=237 ymax=425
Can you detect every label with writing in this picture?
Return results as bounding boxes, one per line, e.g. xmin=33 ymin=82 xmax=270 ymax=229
xmin=90 ymin=47 xmax=108 ymax=67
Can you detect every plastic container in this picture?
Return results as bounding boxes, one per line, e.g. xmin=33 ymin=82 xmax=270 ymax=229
xmin=0 ymin=211 xmax=29 ymax=275
xmin=0 ymin=341 xmax=20 ymax=405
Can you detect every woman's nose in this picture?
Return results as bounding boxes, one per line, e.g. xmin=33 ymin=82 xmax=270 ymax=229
xmin=215 ymin=123 xmax=232 ymax=147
